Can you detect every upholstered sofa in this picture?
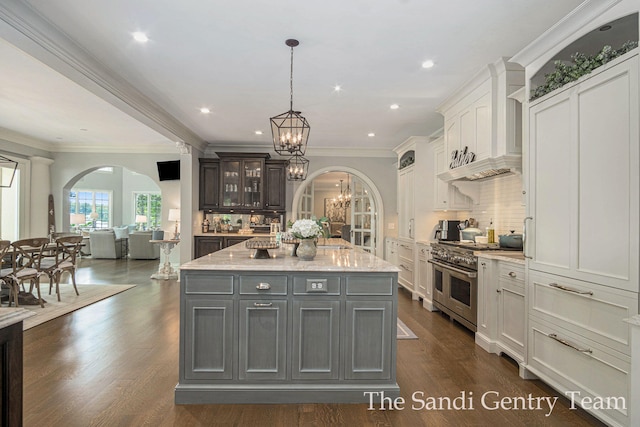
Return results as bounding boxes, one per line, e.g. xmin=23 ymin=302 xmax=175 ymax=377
xmin=89 ymin=230 xmax=127 ymax=259
xmin=129 ymin=232 xmax=160 ymax=260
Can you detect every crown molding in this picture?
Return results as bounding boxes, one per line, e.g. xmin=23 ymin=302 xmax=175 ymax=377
xmin=510 ymin=0 xmax=623 ymax=69
xmin=0 ymin=0 xmax=207 ymax=152
xmin=53 ymin=141 xmax=179 ymax=154
xmin=0 ymin=127 xmax=54 ymax=152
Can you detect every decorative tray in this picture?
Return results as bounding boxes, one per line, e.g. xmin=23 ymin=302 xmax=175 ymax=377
xmin=245 ymin=240 xmax=279 ymax=259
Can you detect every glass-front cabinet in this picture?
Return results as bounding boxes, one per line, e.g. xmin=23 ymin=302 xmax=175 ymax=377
xmin=219 ymin=153 xmax=267 ymax=210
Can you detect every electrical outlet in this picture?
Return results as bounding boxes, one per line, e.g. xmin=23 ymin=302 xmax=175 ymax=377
xmin=306 ymin=279 xmax=328 ymax=292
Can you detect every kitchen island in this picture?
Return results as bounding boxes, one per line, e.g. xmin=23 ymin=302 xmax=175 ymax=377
xmin=175 ymin=238 xmax=400 ymax=404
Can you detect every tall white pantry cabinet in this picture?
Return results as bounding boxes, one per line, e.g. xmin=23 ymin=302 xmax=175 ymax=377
xmin=520 ymin=19 xmax=639 ymax=427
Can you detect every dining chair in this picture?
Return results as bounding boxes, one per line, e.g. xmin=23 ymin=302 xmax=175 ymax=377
xmin=49 ymin=235 xmax=83 ymax=301
xmin=0 ymin=240 xmax=20 ymax=307
xmin=9 ymin=237 xmax=49 ymax=308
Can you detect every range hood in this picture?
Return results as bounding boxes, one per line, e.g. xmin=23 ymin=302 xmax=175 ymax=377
xmin=437 ymin=154 xmax=521 ymax=182
xmin=437 ymin=58 xmax=525 ymax=183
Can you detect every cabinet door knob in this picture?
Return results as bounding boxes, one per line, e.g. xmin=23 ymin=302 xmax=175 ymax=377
xmin=496 ymin=289 xmax=502 ymax=293
xmin=256 ymin=283 xmax=271 ymax=290
xmin=508 ymin=272 xmax=517 ymax=278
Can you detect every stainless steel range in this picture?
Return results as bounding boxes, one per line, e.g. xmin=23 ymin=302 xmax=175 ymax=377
xmin=428 ymin=241 xmax=520 ymax=332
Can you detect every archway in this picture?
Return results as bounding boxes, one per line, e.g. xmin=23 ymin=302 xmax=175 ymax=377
xmin=292 ymin=166 xmax=384 ymax=256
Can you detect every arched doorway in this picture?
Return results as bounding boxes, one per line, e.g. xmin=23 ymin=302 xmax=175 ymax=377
xmin=292 ymin=167 xmax=384 ymax=255
xmin=62 ymin=166 xmax=161 ymax=232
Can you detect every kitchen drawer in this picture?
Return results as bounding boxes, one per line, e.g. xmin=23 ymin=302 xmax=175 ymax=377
xmin=398 ymin=261 xmax=414 ymax=287
xmin=184 ymin=274 xmax=234 ymax=294
xmin=293 ymin=276 xmax=341 ymax=295
xmin=527 ymin=317 xmax=630 ymax=427
xmin=397 ymin=242 xmax=414 ymax=261
xmin=346 ymin=275 xmax=394 ymax=296
xmin=498 ymin=262 xmax=524 ymax=283
xmin=416 ymin=244 xmax=429 ymax=260
xmin=239 ymin=275 xmax=288 ymax=295
xmin=529 ymin=270 xmax=638 ymax=356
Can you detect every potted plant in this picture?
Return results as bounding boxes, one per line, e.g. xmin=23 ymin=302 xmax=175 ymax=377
xmin=290 ymin=219 xmax=323 ymax=260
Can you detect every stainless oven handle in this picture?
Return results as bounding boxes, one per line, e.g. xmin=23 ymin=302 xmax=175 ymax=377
xmin=523 ymin=216 xmax=533 ymax=259
xmin=428 ymin=259 xmax=477 ymax=278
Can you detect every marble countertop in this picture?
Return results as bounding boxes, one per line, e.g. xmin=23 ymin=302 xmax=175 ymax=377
xmin=193 ymin=232 xmax=272 ymax=237
xmin=475 ymin=251 xmax=525 ymax=264
xmin=182 ymin=238 xmax=400 ymax=273
xmin=0 ymin=308 xmax=36 ymax=329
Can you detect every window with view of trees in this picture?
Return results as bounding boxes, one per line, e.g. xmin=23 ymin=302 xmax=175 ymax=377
xmin=134 ymin=192 xmax=162 ymax=228
xmin=69 ymin=190 xmax=112 ymax=229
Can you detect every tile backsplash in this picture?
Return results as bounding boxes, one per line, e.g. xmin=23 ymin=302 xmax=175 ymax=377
xmin=456 ymin=173 xmax=526 ymax=236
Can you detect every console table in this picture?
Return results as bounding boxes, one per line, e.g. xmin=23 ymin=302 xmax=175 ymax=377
xmin=150 ymin=239 xmax=180 ymax=280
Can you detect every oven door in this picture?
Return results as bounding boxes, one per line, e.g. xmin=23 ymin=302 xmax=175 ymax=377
xmin=429 ymin=259 xmax=478 ymax=329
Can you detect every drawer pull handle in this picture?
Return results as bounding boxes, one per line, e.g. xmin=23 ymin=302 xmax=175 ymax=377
xmin=256 ymin=283 xmax=271 ymax=290
xmin=548 ymin=333 xmax=592 ymax=354
xmin=400 ymin=244 xmax=410 ymax=249
xmin=399 ymin=264 xmax=410 ymax=271
xmin=508 ymin=271 xmax=517 ymax=278
xmin=254 ymin=302 xmax=273 ymax=307
xmin=549 ymin=283 xmax=593 ymax=296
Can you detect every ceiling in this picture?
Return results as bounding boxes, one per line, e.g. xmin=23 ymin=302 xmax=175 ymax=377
xmin=0 ymin=0 xmax=587 ymax=155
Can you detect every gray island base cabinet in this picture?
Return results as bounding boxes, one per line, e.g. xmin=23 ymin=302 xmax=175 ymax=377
xmin=175 ymin=239 xmax=400 ymax=404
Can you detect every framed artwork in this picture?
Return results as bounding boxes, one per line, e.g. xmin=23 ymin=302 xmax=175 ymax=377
xmin=324 ymin=198 xmax=346 ymax=223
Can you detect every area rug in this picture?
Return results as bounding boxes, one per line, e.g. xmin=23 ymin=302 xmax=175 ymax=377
xmin=397 ymin=318 xmax=418 ymax=339
xmin=21 ymin=284 xmax=135 ymax=330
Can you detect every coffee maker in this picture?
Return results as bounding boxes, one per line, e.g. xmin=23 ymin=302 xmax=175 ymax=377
xmin=434 ymin=220 xmax=461 ymax=241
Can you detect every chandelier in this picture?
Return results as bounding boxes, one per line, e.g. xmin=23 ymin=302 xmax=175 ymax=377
xmin=286 ymin=154 xmax=309 ymax=181
xmin=270 ymin=39 xmax=310 ymax=156
xmin=332 ymin=175 xmax=351 ymax=208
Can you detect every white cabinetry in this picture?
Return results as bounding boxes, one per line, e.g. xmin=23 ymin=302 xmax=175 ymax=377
xmin=416 ymin=243 xmax=435 ymax=310
xmin=397 ymin=240 xmax=416 ymax=298
xmin=525 ymin=51 xmax=639 ymax=427
xmin=436 ymin=58 xmax=524 ymax=182
xmin=433 ymin=137 xmax=471 ymax=210
xmin=384 ymin=237 xmax=397 ymax=266
xmin=527 ymin=53 xmax=639 ymax=292
xmin=496 ymin=262 xmax=525 ymax=364
xmin=475 ymin=256 xmax=497 ymax=353
xmin=397 ymin=166 xmax=415 ymax=239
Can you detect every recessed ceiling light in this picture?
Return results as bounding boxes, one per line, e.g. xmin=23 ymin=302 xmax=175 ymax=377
xmin=422 ymin=60 xmax=435 ymax=69
xmin=200 ymin=107 xmax=211 ymax=114
xmin=599 ymin=25 xmax=612 ymax=31
xmin=390 ymin=104 xmax=400 ymax=110
xmin=255 ymin=130 xmax=263 ymax=135
xmin=334 ymin=85 xmax=342 ymax=92
xmin=368 ymin=132 xmax=375 ymax=137
xmin=80 ymin=128 xmax=88 ymax=131
xmin=132 ymin=32 xmax=149 ymax=43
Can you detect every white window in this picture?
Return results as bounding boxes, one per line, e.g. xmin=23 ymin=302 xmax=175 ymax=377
xmin=134 ymin=192 xmax=162 ymax=228
xmin=69 ymin=190 xmax=112 ymax=229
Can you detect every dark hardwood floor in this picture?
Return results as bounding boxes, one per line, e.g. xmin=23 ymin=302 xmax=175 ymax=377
xmin=21 ymin=259 xmax=606 ymax=426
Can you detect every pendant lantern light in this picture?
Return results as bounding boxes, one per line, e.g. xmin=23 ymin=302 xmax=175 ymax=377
xmin=286 ymin=154 xmax=309 ymax=182
xmin=271 ymin=39 xmax=310 ymax=156
xmin=0 ymin=155 xmax=18 ymax=188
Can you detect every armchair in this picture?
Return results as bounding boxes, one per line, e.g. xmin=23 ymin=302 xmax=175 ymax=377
xmin=129 ymin=232 xmax=160 ymax=260
xmin=89 ymin=231 xmax=127 ymax=259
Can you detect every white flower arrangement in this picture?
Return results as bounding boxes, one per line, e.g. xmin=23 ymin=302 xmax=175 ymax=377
xmin=290 ymin=219 xmax=323 ymax=240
